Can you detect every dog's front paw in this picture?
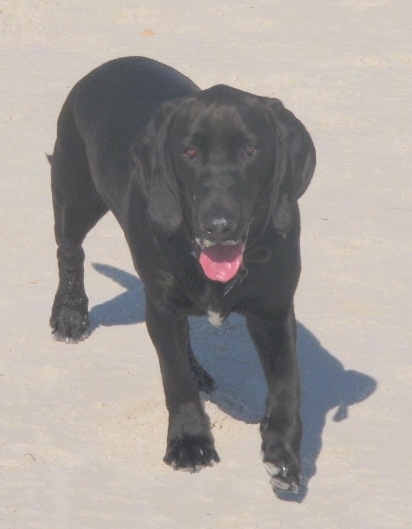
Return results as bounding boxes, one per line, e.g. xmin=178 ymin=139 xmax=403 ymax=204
xmin=260 ymin=418 xmax=301 ymax=494
xmin=163 ymin=435 xmax=220 ymax=473
xmin=263 ymin=459 xmax=300 ymax=494
xmin=50 ymin=307 xmax=89 ymax=343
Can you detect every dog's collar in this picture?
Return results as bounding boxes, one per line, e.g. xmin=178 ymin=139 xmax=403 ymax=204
xmin=223 ymin=245 xmax=272 ymax=296
xmin=223 ymin=265 xmax=249 ymax=296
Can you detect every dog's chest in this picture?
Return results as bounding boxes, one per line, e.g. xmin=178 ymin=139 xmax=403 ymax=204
xmin=202 ymin=283 xmax=234 ymax=327
xmin=207 ymin=309 xmax=224 ymax=327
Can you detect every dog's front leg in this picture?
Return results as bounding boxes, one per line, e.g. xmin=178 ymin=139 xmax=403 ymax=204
xmin=246 ymin=308 xmax=302 ymax=493
xmin=145 ymin=297 xmax=220 ymax=472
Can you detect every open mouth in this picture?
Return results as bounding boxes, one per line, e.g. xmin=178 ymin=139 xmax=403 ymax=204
xmin=195 ymin=239 xmax=245 ymax=283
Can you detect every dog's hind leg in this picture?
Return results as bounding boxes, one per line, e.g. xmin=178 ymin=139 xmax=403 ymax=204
xmin=186 ymin=326 xmax=216 ymax=394
xmin=49 ymin=113 xmax=108 ymax=343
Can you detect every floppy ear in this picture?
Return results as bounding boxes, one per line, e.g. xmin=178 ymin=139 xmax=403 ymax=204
xmin=265 ymin=99 xmax=316 ymax=235
xmin=130 ymin=101 xmax=182 ymax=233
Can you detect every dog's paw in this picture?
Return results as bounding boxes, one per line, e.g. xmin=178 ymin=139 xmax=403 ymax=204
xmin=163 ymin=435 xmax=220 ymax=473
xmin=260 ymin=417 xmax=301 ymax=494
xmin=263 ymin=459 xmax=301 ymax=494
xmin=50 ymin=307 xmax=89 ymax=343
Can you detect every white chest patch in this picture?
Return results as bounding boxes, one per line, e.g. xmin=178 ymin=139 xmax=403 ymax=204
xmin=208 ymin=310 xmax=223 ymax=327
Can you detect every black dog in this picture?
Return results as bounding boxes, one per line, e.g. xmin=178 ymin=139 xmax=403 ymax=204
xmin=49 ymin=57 xmax=315 ymax=493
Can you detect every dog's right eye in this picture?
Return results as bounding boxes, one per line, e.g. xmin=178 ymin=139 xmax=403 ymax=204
xmin=183 ymin=147 xmax=198 ymax=161
xmin=241 ymin=144 xmax=258 ymax=159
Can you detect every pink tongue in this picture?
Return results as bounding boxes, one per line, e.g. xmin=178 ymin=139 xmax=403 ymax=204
xmin=199 ymin=243 xmax=243 ymax=282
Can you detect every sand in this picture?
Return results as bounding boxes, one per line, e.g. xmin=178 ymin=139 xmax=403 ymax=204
xmin=1 ymin=1 xmax=411 ymax=527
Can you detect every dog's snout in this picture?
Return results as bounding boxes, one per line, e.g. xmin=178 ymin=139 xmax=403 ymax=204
xmin=200 ymin=215 xmax=237 ymax=242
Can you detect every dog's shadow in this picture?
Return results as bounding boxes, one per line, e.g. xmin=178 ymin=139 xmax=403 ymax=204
xmin=89 ymin=263 xmax=377 ymax=501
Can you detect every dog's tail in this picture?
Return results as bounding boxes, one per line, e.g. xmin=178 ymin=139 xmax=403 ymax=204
xmin=45 ymin=153 xmax=53 ymax=165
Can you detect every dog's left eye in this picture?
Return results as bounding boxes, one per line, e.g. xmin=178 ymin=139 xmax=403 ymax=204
xmin=183 ymin=147 xmax=198 ymax=161
xmin=241 ymin=145 xmax=258 ymax=159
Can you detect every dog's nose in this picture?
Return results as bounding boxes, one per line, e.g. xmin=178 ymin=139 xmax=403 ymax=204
xmin=200 ymin=216 xmax=237 ymax=242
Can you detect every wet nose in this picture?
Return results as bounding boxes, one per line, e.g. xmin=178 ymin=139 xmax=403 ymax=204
xmin=200 ymin=215 xmax=237 ymax=242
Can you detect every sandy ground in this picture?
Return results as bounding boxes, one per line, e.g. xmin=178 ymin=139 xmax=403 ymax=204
xmin=1 ymin=1 xmax=411 ymax=527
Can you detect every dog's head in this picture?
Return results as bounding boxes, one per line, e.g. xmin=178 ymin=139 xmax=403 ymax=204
xmin=131 ymin=85 xmax=315 ymax=282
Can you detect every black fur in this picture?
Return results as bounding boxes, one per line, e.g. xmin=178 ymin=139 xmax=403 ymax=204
xmin=49 ymin=57 xmax=315 ymax=493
